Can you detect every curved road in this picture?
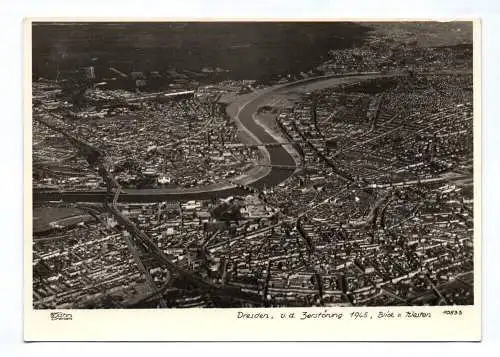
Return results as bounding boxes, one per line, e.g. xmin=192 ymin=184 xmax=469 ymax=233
xmin=34 ymin=72 xmax=398 ymax=203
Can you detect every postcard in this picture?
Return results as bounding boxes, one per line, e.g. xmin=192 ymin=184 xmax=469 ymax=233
xmin=24 ymin=18 xmax=481 ymax=341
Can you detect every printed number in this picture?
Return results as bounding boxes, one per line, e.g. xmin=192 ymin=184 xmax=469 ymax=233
xmin=442 ymin=310 xmax=463 ymax=316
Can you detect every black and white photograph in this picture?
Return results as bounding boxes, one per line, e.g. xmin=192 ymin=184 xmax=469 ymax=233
xmin=29 ymin=20 xmax=477 ymax=313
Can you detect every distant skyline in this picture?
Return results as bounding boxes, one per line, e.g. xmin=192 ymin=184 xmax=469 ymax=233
xmin=31 ymin=22 xmax=373 ymax=80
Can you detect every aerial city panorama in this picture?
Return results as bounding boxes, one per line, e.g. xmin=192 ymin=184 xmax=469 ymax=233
xmin=31 ymin=22 xmax=474 ymax=309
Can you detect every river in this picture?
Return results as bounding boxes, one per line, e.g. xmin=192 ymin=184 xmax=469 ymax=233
xmin=33 ymin=72 xmax=398 ymax=203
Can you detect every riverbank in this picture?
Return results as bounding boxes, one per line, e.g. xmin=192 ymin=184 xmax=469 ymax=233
xmin=34 ymin=72 xmax=403 ymax=204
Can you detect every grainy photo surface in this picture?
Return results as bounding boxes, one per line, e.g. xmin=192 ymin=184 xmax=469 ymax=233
xmin=30 ymin=21 xmax=474 ymax=310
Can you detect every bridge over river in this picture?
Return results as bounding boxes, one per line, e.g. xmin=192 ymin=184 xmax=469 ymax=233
xmin=34 ymin=71 xmax=400 ymax=204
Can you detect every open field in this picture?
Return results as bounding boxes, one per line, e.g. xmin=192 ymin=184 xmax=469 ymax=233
xmin=33 ymin=206 xmax=87 ymax=233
